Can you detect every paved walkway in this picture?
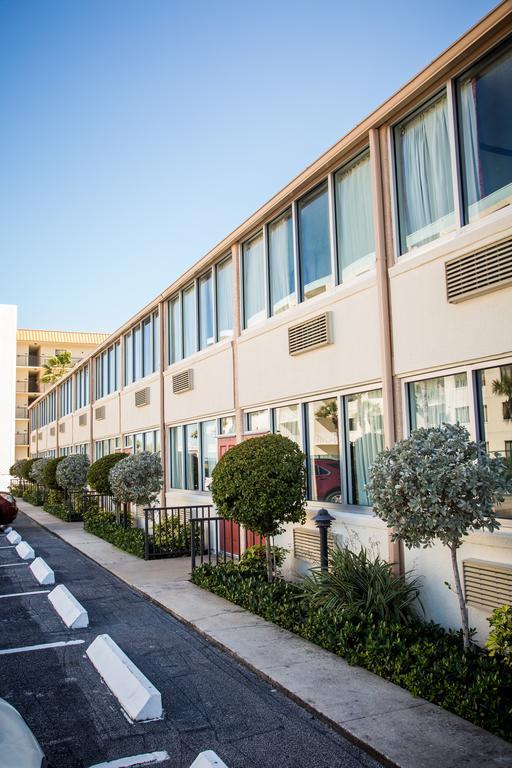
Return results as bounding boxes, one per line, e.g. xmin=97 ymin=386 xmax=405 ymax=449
xmin=18 ymin=500 xmax=512 ymax=768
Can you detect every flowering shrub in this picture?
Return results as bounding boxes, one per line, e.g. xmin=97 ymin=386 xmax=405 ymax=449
xmin=109 ymin=452 xmax=162 ymax=508
xmin=56 ymin=454 xmax=90 ymax=491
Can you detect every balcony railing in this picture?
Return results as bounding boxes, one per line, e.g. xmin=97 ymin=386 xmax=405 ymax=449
xmin=16 ymin=407 xmax=28 ymax=419
xmin=15 ymin=432 xmax=29 ymax=445
xmin=16 ymin=354 xmax=83 ymax=368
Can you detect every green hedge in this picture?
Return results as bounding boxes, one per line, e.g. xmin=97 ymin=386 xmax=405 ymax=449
xmin=191 ymin=561 xmax=512 ymax=741
xmin=43 ymin=489 xmax=69 ymax=520
xmin=83 ymin=509 xmax=145 ymax=558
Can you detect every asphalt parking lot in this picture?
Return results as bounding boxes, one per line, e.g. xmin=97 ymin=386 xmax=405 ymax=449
xmin=0 ymin=512 xmax=383 ymax=768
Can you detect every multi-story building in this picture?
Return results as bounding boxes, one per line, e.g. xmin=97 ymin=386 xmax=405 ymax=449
xmin=15 ymin=328 xmax=109 ymax=462
xmin=28 ymin=3 xmax=512 ymax=638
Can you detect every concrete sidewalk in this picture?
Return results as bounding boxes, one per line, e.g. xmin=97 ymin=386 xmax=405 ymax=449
xmin=17 ymin=500 xmax=512 ymax=768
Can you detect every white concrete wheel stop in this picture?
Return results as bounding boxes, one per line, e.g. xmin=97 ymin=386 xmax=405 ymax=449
xmin=189 ymin=752 xmax=228 ymax=768
xmin=16 ymin=541 xmax=35 ymax=560
xmin=30 ymin=557 xmax=55 ymax=585
xmin=86 ymin=634 xmax=162 ymax=722
xmin=3 ymin=526 xmax=12 ymax=534
xmin=48 ymin=585 xmax=89 ymax=628
xmin=6 ymin=530 xmax=21 ymax=545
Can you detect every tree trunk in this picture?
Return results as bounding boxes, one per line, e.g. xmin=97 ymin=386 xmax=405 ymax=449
xmin=450 ymin=544 xmax=470 ymax=649
xmin=265 ymin=536 xmax=273 ymax=583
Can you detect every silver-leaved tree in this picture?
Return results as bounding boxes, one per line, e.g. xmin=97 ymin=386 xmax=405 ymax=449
xmin=56 ymin=454 xmax=90 ymax=491
xmin=109 ymin=452 xmax=163 ymax=511
xmin=367 ymin=423 xmax=510 ymax=648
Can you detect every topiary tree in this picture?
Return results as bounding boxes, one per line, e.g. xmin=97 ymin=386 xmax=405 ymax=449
xmin=109 ymin=452 xmax=163 ymax=510
xmin=87 ymin=453 xmax=127 ymax=495
xmin=10 ymin=460 xmax=25 ymax=479
xmin=19 ymin=458 xmax=38 ymax=481
xmin=367 ymin=424 xmax=510 ymax=648
xmin=210 ymin=434 xmax=307 ymax=582
xmin=41 ymin=456 xmax=66 ymax=491
xmin=56 ymin=454 xmax=90 ymax=492
xmin=30 ymin=458 xmax=49 ymax=485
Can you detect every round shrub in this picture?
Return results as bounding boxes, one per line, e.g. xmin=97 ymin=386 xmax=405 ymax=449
xmin=109 ymin=452 xmax=163 ymax=508
xmin=30 ymin=458 xmax=49 ymax=485
xmin=211 ymin=434 xmax=306 ymax=537
xmin=41 ymin=456 xmax=65 ymax=490
xmin=87 ymin=453 xmax=127 ymax=495
xmin=10 ymin=460 xmax=25 ymax=478
xmin=56 ymin=454 xmax=90 ymax=491
xmin=19 ymin=458 xmax=38 ymax=481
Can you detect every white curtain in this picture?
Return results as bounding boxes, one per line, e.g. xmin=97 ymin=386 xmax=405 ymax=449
xmin=336 ymin=152 xmax=375 ymax=281
xmin=400 ymin=95 xmax=454 ymax=249
xmin=460 ymin=78 xmax=481 ymax=211
xmin=216 ymin=258 xmax=232 ymax=338
xmin=269 ymin=214 xmax=294 ymax=313
xmin=243 ymin=235 xmax=266 ymax=326
xmin=349 ymin=391 xmax=384 ymax=506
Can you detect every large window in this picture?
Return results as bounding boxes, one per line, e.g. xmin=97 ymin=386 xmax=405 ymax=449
xmin=216 ymin=256 xmax=233 ymax=339
xmin=199 ymin=272 xmax=214 ymax=349
xmin=183 ymin=285 xmax=197 ymax=359
xmin=170 ymin=427 xmax=184 ymax=489
xmin=59 ymin=379 xmax=73 ymax=417
xmin=409 ymin=373 xmax=470 ymax=430
xmin=458 ymin=42 xmax=512 ymax=223
xmin=335 ymin=151 xmax=375 ymax=281
xmin=345 ymin=389 xmax=384 ymax=506
xmin=95 ymin=343 xmax=121 ymax=400
xmin=245 ymin=409 xmax=269 ymax=434
xmin=476 ymin=364 xmax=512 ymax=518
xmin=124 ymin=430 xmax=160 ymax=455
xmin=298 ymin=183 xmax=333 ymax=300
xmin=124 ymin=313 xmax=159 ymax=386
xmin=243 ymin=232 xmax=266 ymax=328
xmin=185 ymin=423 xmax=199 ymax=491
xmin=395 ymin=92 xmax=455 ymax=253
xmin=268 ymin=210 xmax=296 ymax=315
xmin=201 ymin=420 xmax=217 ymax=490
xmin=168 ymin=297 xmax=182 ymax=364
xmin=274 ymin=404 xmax=301 ymax=446
xmin=306 ymin=398 xmax=341 ymax=503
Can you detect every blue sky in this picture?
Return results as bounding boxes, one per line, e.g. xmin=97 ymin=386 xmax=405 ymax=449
xmin=0 ymin=0 xmax=495 ymax=333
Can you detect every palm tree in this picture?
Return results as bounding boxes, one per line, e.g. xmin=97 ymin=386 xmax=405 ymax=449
xmin=492 ymin=371 xmax=512 ymax=421
xmin=40 ymin=350 xmax=73 ymax=384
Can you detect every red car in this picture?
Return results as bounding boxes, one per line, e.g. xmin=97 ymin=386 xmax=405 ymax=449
xmin=0 ymin=492 xmax=18 ymax=528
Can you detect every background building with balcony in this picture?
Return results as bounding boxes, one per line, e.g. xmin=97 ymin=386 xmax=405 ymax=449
xmin=14 ymin=328 xmax=109 ymax=465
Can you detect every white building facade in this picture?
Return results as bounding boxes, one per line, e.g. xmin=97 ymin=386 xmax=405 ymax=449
xmin=0 ymin=305 xmax=18 ymax=491
xmin=28 ymin=4 xmax=512 ymax=640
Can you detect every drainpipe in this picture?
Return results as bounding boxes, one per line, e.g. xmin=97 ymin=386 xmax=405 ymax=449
xmin=369 ymin=128 xmax=403 ymax=574
xmin=231 ymin=242 xmax=244 ymax=442
xmin=158 ymin=300 xmax=167 ymax=507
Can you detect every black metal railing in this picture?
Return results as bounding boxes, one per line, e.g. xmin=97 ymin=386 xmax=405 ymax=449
xmin=190 ymin=512 xmax=252 ymax=571
xmin=66 ymin=490 xmax=115 ymax=521
xmin=143 ymin=505 xmax=213 ymax=560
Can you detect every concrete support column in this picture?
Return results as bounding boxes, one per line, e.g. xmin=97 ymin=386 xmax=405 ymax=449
xmin=89 ymin=356 xmax=95 ymax=462
xmin=158 ymin=300 xmax=167 ymax=505
xmin=369 ymin=128 xmax=403 ymax=573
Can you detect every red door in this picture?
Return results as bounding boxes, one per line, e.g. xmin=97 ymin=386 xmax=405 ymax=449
xmin=217 ymin=437 xmax=241 ymax=555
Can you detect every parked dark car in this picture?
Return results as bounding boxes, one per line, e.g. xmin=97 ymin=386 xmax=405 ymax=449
xmin=0 ymin=492 xmax=18 ymax=528
xmin=313 ymin=458 xmax=342 ymax=503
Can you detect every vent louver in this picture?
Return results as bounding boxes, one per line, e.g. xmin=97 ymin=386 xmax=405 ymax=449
xmin=95 ymin=406 xmax=105 ymax=421
xmin=78 ymin=414 xmax=87 ymax=427
xmin=31 ymin=434 xmax=36 ymax=442
xmin=288 ymin=313 xmax=331 ymax=356
xmin=59 ymin=423 xmax=65 ymax=433
xmin=172 ymin=369 xmax=193 ymax=394
xmin=134 ymin=387 xmax=150 ymax=407
xmin=446 ymin=238 xmax=512 ymax=302
xmin=38 ymin=432 xmax=42 ymax=440
xmin=463 ymin=558 xmax=512 ymax=610
xmin=293 ymin=527 xmax=335 ymax=565
xmin=50 ymin=427 xmax=55 ymax=436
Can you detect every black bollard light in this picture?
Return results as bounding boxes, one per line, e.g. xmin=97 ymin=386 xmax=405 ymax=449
xmin=312 ymin=508 xmax=335 ymax=572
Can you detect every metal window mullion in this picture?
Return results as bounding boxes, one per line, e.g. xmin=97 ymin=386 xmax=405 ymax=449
xmin=446 ymin=78 xmax=464 ymax=230
xmin=292 ymin=200 xmax=301 ymax=303
xmin=328 ymin=172 xmax=338 ymax=286
xmin=302 ymin=402 xmax=311 ymax=500
xmin=263 ymin=225 xmax=270 ymax=319
xmin=195 ymin=279 xmax=200 ymax=354
xmin=340 ymin=395 xmax=350 ymax=506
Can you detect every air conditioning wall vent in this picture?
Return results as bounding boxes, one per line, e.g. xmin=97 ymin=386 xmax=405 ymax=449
xmin=134 ymin=387 xmax=150 ymax=407
xmin=50 ymin=427 xmax=55 ymax=437
xmin=95 ymin=406 xmax=105 ymax=421
xmin=463 ymin=558 xmax=512 ymax=610
xmin=293 ymin=527 xmax=336 ymax=565
xmin=172 ymin=369 xmax=193 ymax=394
xmin=59 ymin=423 xmax=65 ymax=433
xmin=78 ymin=414 xmax=87 ymax=427
xmin=446 ymin=238 xmax=512 ymax=303
xmin=288 ymin=312 xmax=331 ymax=356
